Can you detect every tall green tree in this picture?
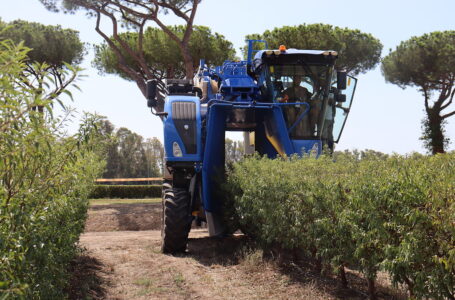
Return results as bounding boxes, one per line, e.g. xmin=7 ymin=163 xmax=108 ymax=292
xmin=115 ymin=127 xmax=148 ymax=178
xmin=246 ymin=23 xmax=383 ymax=75
xmin=101 ymin=123 xmax=164 ymax=178
xmin=94 ymin=118 xmax=119 ymax=178
xmin=225 ymin=138 xmax=245 ymax=163
xmin=144 ymin=137 xmax=164 ymax=176
xmin=0 ymin=19 xmax=85 ymax=110
xmin=39 ymin=0 xmax=201 ymax=109
xmin=93 ymin=25 xmax=235 ymax=82
xmin=382 ymin=31 xmax=455 ymax=154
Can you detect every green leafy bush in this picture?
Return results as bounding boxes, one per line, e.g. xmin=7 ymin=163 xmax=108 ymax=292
xmin=0 ymin=40 xmax=106 ymax=298
xmin=227 ymin=151 xmax=454 ymax=299
xmin=90 ymin=185 xmax=162 ymax=199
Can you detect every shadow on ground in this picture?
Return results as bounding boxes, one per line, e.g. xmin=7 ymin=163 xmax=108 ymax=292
xmin=186 ymin=234 xmax=405 ymax=300
xmin=66 ymin=254 xmax=108 ymax=300
xmin=186 ymin=234 xmax=247 ymax=266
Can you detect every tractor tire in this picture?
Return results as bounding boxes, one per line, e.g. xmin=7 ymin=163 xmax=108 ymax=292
xmin=161 ymin=187 xmax=192 ymax=254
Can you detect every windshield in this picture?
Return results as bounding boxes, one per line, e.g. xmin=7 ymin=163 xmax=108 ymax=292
xmin=259 ymin=63 xmax=333 ymax=139
xmin=329 ymin=75 xmax=357 ymax=143
xmin=261 ymin=64 xmax=331 ymax=100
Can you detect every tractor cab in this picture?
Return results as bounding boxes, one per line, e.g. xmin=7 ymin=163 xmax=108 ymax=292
xmin=252 ymin=47 xmax=357 ymax=152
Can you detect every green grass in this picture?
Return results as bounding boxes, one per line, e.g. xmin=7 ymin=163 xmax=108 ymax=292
xmin=89 ymin=198 xmax=161 ymax=206
xmin=173 ymin=272 xmax=185 ymax=287
xmin=133 ymin=277 xmax=169 ymax=296
xmin=133 ymin=278 xmax=154 ymax=287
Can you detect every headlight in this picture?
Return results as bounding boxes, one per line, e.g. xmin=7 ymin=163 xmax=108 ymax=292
xmin=173 ymin=142 xmax=183 ymax=157
xmin=322 ymin=51 xmax=338 ymax=56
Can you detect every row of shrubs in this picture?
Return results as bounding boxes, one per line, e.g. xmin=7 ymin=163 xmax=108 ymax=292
xmin=89 ymin=184 xmax=162 ymax=199
xmin=0 ymin=40 xmax=106 ymax=298
xmin=225 ymin=151 xmax=454 ymax=300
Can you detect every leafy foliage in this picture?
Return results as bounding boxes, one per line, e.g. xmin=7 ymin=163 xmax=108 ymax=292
xmin=143 ymin=137 xmax=165 ymax=177
xmin=225 ymin=138 xmax=245 ymax=164
xmin=0 ymin=19 xmax=85 ymax=66
xmin=39 ymin=0 xmax=195 ymax=15
xmin=226 ymin=151 xmax=455 ymax=299
xmin=102 ymin=125 xmax=164 ymax=178
xmin=93 ymin=25 xmax=236 ymax=80
xmin=246 ymin=23 xmax=383 ymax=75
xmin=381 ymin=31 xmax=455 ymax=90
xmin=382 ymin=31 xmax=455 ymax=154
xmin=0 ymin=19 xmax=85 ymax=109
xmin=39 ymin=0 xmax=202 ymax=110
xmin=0 ymin=40 xmax=105 ymax=298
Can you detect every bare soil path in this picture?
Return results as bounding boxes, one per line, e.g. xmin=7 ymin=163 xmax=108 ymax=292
xmin=72 ymin=202 xmax=405 ymax=300
xmin=85 ymin=202 xmax=162 ymax=232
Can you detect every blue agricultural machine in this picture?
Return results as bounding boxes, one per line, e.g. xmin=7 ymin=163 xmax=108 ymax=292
xmin=146 ymin=40 xmax=357 ymax=253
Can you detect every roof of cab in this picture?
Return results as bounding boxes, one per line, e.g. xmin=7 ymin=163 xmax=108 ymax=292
xmin=254 ymin=49 xmax=338 ymax=60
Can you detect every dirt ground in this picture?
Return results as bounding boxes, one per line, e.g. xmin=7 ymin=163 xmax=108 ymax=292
xmin=85 ymin=203 xmax=162 ymax=232
xmin=73 ymin=202 xmax=406 ymax=300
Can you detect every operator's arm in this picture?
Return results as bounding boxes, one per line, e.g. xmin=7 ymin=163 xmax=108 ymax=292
xmin=280 ymin=88 xmax=291 ymax=103
xmin=335 ymin=103 xmax=350 ymax=114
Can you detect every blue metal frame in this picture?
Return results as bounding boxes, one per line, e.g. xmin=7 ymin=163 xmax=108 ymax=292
xmin=163 ymin=95 xmax=203 ymax=162
xmin=163 ymin=97 xmax=319 ymax=158
xmin=246 ymin=39 xmax=268 ymax=65
xmin=199 ymin=100 xmax=321 ymax=213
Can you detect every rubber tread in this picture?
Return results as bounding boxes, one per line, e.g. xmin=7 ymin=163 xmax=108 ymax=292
xmin=161 ymin=187 xmax=192 ymax=253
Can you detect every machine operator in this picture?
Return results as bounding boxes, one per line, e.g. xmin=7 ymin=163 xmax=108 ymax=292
xmin=280 ymin=75 xmax=313 ymax=138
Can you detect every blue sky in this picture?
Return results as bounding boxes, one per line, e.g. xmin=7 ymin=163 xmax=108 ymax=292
xmin=1 ymin=0 xmax=454 ymax=153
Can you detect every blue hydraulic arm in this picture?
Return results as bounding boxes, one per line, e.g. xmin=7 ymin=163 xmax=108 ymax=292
xmin=246 ymin=39 xmax=268 ymax=65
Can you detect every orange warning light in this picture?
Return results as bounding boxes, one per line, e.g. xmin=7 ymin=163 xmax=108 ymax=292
xmin=279 ymin=45 xmax=286 ymax=52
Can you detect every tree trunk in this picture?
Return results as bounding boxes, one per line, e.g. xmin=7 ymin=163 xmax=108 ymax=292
xmin=426 ymin=110 xmax=445 ymax=154
xmin=166 ymin=66 xmax=175 ymax=79
xmin=292 ymin=247 xmax=304 ymax=262
xmin=403 ymin=277 xmax=415 ymax=299
xmin=367 ymin=277 xmax=376 ymax=300
xmin=182 ymin=46 xmax=194 ymax=79
xmin=339 ymin=265 xmax=348 ymax=288
xmin=312 ymin=249 xmax=322 ymax=273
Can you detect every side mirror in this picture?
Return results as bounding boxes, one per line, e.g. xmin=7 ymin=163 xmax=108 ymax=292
xmin=146 ymin=80 xmax=157 ymax=108
xmin=337 ymin=71 xmax=347 ymax=90
xmin=147 ymin=99 xmax=157 ymax=108
xmin=335 ymin=93 xmax=346 ymax=103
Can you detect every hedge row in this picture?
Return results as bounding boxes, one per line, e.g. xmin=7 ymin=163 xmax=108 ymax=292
xmin=226 ymin=151 xmax=455 ymax=300
xmin=0 ymin=40 xmax=106 ymax=298
xmin=89 ymin=184 xmax=162 ymax=199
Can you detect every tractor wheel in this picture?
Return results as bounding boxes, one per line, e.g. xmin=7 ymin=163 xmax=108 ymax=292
xmin=161 ymin=187 xmax=192 ymax=254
